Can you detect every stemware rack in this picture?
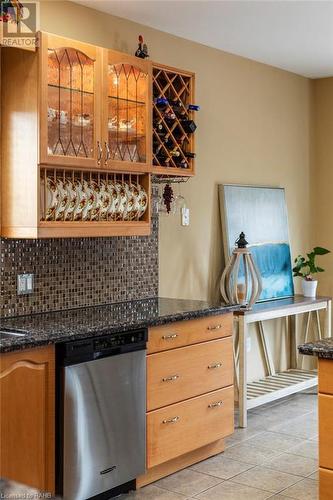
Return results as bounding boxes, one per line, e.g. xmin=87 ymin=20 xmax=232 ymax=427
xmin=152 ymin=63 xmax=195 ymax=177
xmin=152 ymin=175 xmax=190 ymax=184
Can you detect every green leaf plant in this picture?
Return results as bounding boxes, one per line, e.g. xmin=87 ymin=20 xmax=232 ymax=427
xmin=293 ymin=247 xmax=330 ymax=282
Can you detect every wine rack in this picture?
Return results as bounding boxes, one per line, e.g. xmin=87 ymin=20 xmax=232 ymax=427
xmin=152 ymin=63 xmax=196 ymax=176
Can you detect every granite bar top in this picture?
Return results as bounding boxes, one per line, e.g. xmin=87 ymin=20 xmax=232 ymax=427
xmin=0 ymin=297 xmax=238 ymax=353
xmin=298 ymin=338 xmax=333 ymax=359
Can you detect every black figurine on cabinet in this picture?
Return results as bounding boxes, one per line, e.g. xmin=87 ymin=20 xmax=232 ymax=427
xmin=135 ymin=35 xmax=149 ymax=59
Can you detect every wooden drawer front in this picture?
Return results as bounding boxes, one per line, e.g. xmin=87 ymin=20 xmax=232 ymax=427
xmin=319 ymin=359 xmax=333 ymax=395
xmin=147 ymin=338 xmax=233 ymax=411
xmin=319 ymin=394 xmax=333 ymax=470
xmin=148 ymin=313 xmax=233 ymax=354
xmin=147 ymin=386 xmax=234 ymax=468
xmin=320 ymin=467 xmax=333 ymax=499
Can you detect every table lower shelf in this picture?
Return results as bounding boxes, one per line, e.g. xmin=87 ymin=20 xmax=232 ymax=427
xmin=247 ymin=369 xmax=318 ymax=409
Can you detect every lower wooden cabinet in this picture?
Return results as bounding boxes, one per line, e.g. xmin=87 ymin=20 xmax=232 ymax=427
xmin=319 ymin=394 xmax=333 ymax=470
xmin=141 ymin=313 xmax=235 ymax=486
xmin=147 ymin=386 xmax=234 ymax=468
xmin=318 ymin=358 xmax=333 ymax=496
xmin=0 ymin=346 xmax=55 ymax=493
xmin=318 ymin=359 xmax=333 ymax=394
xmin=319 ymin=467 xmax=333 ymax=499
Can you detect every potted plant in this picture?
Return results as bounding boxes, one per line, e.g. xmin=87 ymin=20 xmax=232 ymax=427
xmin=293 ymin=247 xmax=330 ymax=298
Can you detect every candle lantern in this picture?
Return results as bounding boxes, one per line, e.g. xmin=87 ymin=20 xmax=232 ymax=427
xmin=220 ymin=232 xmax=262 ymax=310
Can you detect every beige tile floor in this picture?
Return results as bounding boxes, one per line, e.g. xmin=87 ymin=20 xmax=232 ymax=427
xmin=121 ymin=389 xmax=319 ymax=499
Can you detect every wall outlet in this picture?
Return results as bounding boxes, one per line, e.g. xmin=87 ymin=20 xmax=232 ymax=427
xmin=17 ymin=273 xmax=34 ymax=295
xmin=246 ymin=336 xmax=251 ymax=352
xmin=181 ymin=207 xmax=190 ymax=226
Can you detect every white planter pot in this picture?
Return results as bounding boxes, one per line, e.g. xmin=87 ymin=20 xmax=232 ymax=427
xmin=302 ymin=279 xmax=318 ymax=298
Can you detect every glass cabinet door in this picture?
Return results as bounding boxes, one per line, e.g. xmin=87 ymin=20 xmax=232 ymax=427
xmin=104 ymin=51 xmax=151 ymax=171
xmin=40 ymin=33 xmax=101 ymax=168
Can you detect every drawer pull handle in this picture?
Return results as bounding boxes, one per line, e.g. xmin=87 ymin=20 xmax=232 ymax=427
xmin=162 ymin=375 xmax=180 ymax=382
xmin=208 ymin=400 xmax=223 ymax=409
xmin=208 ymin=362 xmax=222 ymax=369
xmin=162 ymin=416 xmax=180 ymax=424
xmin=162 ymin=334 xmax=178 ymax=340
xmin=207 ymin=324 xmax=223 ymax=331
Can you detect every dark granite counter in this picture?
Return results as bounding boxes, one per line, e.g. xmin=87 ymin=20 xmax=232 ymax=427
xmin=298 ymin=338 xmax=333 ymax=359
xmin=0 ymin=297 xmax=237 ymax=353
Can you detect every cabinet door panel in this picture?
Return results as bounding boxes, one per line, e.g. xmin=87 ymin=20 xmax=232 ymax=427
xmin=319 ymin=359 xmax=333 ymax=395
xmin=319 ymin=393 xmax=333 ymax=470
xmin=39 ymin=33 xmax=102 ymax=168
xmin=0 ymin=346 xmax=55 ymax=493
xmin=102 ymin=49 xmax=152 ymax=172
xmin=320 ymin=467 xmax=333 ymax=499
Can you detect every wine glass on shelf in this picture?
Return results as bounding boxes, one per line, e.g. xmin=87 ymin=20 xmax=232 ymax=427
xmin=174 ymin=183 xmax=187 ymax=213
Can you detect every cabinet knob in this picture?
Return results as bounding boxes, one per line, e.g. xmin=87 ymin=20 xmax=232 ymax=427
xmin=162 ymin=374 xmax=180 ymax=382
xmin=208 ymin=362 xmax=222 ymax=369
xmin=207 ymin=324 xmax=223 ymax=331
xmin=162 ymin=416 xmax=180 ymax=424
xmin=208 ymin=400 xmax=223 ymax=409
xmin=161 ymin=333 xmax=178 ymax=340
xmin=97 ymin=141 xmax=103 ymax=165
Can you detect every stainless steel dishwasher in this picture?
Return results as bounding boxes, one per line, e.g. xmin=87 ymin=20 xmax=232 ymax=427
xmin=56 ymin=329 xmax=147 ymax=500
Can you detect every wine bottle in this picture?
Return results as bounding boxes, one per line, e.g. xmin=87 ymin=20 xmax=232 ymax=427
xmin=180 ymin=119 xmax=197 ymax=134
xmin=172 ymin=127 xmax=185 ymax=141
xmin=187 ymin=104 xmax=200 ymax=111
xmin=153 ymin=141 xmax=163 ymax=155
xmin=154 ymin=121 xmax=164 ymax=132
xmin=164 ymin=110 xmax=176 ymax=120
xmin=171 ymin=100 xmax=187 ymax=118
xmin=154 ymin=153 xmax=169 ymax=166
xmin=169 ymin=148 xmax=181 ymax=157
xmin=163 ymin=138 xmax=174 ymax=149
xmin=184 ymin=152 xmax=196 ymax=159
xmin=154 ymin=97 xmax=169 ymax=108
xmin=174 ymin=158 xmax=188 ymax=169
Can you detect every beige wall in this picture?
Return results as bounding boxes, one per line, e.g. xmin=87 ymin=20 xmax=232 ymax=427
xmin=313 ymin=78 xmax=333 ymax=299
xmin=39 ymin=1 xmax=314 ymax=379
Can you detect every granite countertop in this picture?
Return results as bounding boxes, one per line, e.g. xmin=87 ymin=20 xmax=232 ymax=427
xmin=298 ymin=338 xmax=333 ymax=359
xmin=0 ymin=297 xmax=238 ymax=353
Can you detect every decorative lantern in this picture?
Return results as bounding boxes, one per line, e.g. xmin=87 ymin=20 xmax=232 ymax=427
xmin=220 ymin=232 xmax=262 ymax=310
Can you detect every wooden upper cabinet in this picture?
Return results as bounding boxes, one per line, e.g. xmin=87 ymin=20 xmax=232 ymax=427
xmin=39 ymin=33 xmax=102 ymax=168
xmin=39 ymin=36 xmax=152 ymax=173
xmin=102 ymin=49 xmax=152 ymax=173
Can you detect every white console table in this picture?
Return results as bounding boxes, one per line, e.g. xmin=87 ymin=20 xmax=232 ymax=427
xmin=234 ymin=295 xmax=332 ymax=428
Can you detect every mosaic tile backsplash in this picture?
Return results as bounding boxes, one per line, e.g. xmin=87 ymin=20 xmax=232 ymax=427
xmin=0 ymin=215 xmax=158 ymax=318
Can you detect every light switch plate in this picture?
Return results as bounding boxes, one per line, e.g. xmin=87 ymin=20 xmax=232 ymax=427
xmin=181 ymin=207 xmax=190 ymax=226
xmin=17 ymin=273 xmax=34 ymax=295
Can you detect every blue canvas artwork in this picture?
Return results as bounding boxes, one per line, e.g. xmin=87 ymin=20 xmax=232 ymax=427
xmin=219 ymin=185 xmax=294 ymax=301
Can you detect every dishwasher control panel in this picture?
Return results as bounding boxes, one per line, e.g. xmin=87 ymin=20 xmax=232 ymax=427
xmin=58 ymin=329 xmax=147 ymax=365
xmin=94 ymin=330 xmax=146 ymax=351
